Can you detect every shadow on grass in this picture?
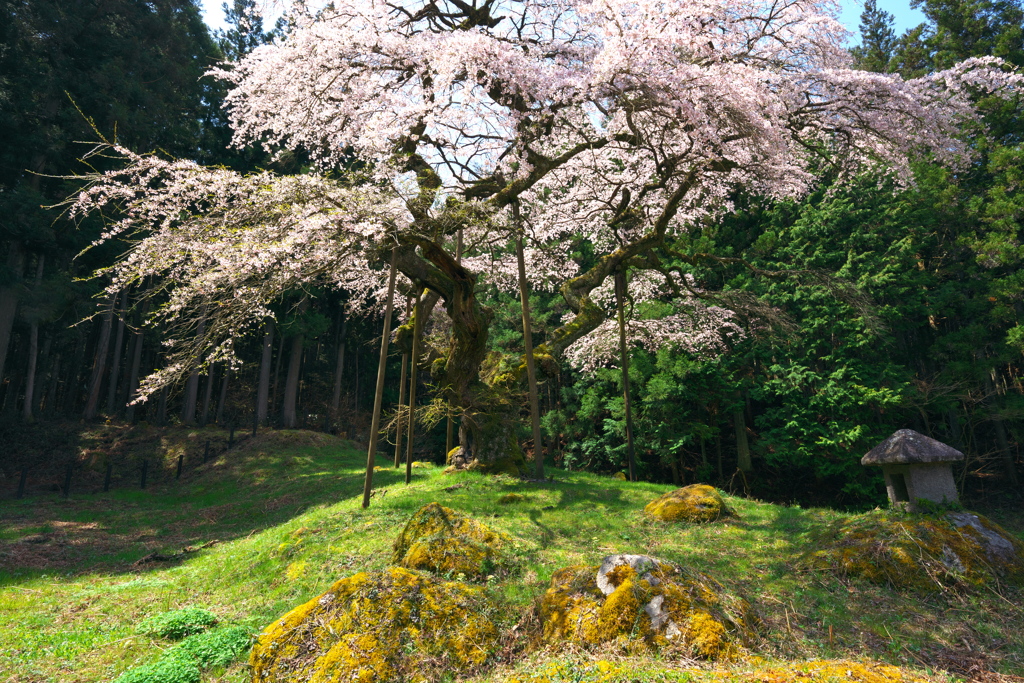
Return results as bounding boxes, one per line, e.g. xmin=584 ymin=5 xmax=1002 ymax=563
xmin=0 ymin=429 xmax=388 ymax=585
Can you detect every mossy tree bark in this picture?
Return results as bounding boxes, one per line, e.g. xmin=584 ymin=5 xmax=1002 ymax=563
xmin=388 ymin=155 xmax=705 ymax=473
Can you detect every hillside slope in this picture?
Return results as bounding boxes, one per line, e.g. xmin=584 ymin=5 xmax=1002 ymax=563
xmin=1 ymin=429 xmax=1022 ymax=682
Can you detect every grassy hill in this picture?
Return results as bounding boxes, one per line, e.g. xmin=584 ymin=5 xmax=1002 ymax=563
xmin=1 ymin=428 xmax=1022 ymax=682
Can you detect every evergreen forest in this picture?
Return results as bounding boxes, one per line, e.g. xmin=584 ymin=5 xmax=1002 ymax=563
xmin=0 ymin=0 xmax=1022 ymax=512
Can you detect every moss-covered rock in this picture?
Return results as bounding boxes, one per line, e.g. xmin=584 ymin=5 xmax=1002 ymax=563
xmin=644 ymin=485 xmax=732 ymax=523
xmin=538 ymin=555 xmax=758 ymax=660
xmin=392 ymin=502 xmax=509 ymax=578
xmin=250 ymin=567 xmax=499 ymax=683
xmin=806 ymin=510 xmax=1024 ymax=591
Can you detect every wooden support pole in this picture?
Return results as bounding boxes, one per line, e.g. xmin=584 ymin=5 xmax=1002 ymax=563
xmin=405 ymin=289 xmax=424 ymax=485
xmin=362 ymin=248 xmax=399 ymax=509
xmin=614 ymin=269 xmax=637 ymax=482
xmin=394 ymin=296 xmax=411 ymax=468
xmin=514 ymin=209 xmax=544 ymax=479
xmin=446 ymin=416 xmax=454 ymax=463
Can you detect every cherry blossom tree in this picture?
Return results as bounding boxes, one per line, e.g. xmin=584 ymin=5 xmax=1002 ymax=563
xmin=72 ymin=0 xmax=1020 ymax=472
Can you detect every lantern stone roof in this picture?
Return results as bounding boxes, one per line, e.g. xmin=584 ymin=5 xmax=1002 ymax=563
xmin=861 ymin=429 xmax=964 ymax=466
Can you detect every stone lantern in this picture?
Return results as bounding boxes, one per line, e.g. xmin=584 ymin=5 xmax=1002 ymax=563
xmin=861 ymin=429 xmax=964 ymax=511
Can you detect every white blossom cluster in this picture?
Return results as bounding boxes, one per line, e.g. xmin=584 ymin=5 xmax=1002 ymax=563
xmin=69 ymin=0 xmax=1021 ymax=395
xmin=564 ymin=306 xmax=744 ymax=372
xmin=70 ymin=147 xmax=409 ymax=395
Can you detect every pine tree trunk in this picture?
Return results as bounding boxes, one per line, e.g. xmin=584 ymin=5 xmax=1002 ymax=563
xmin=330 ymin=316 xmax=346 ymax=426
xmin=716 ymin=432 xmax=724 ymax=481
xmin=515 ymin=223 xmax=544 ymax=479
xmin=22 ymin=321 xmax=39 ymax=422
xmin=63 ymin=328 xmax=88 ymax=414
xmin=104 ymin=295 xmax=127 ymax=415
xmin=180 ymin=320 xmax=205 ymax=425
xmin=21 ymin=255 xmax=44 ymax=422
xmin=271 ymin=332 xmax=285 ymax=417
xmin=123 ymin=298 xmax=149 ymax=422
xmin=41 ymin=351 xmax=60 ymax=416
xmin=157 ymin=385 xmax=168 ymax=425
xmin=614 ymin=270 xmax=637 ymax=481
xmin=282 ymin=333 xmax=304 ymax=429
xmin=733 ymin=394 xmax=752 ymax=472
xmin=0 ymin=242 xmax=25 ymax=391
xmin=200 ymin=363 xmax=216 ymax=426
xmin=124 ymin=331 xmax=145 ymax=424
xmin=353 ymin=342 xmax=360 ymax=412
xmin=216 ymin=367 xmax=230 ymax=424
xmin=257 ymin=321 xmax=273 ymax=424
xmin=984 ymin=374 xmax=1018 ymax=487
xmin=84 ymin=291 xmax=117 ymax=420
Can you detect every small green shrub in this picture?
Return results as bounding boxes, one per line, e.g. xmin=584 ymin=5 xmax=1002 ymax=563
xmin=112 ymin=653 xmax=201 ymax=683
xmin=137 ymin=607 xmax=218 ymax=640
xmin=169 ymin=626 xmax=253 ymax=668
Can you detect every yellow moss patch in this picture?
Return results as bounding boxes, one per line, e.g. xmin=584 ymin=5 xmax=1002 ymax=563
xmin=806 ymin=510 xmax=1024 ymax=591
xmin=498 ymin=493 xmax=528 ymax=505
xmin=613 ymin=472 xmax=627 ymax=481
xmin=506 ymin=659 xmax=621 ymax=683
xmin=285 ymin=561 xmax=307 ymax=581
xmin=393 ymin=502 xmax=510 ymax=578
xmin=250 ymin=567 xmax=499 ymax=683
xmin=539 ymin=559 xmax=757 ymax=660
xmin=505 ymin=659 xmax=927 ymax=683
xmin=719 ymin=659 xmax=932 ymax=683
xmin=644 ymin=485 xmax=732 ymax=523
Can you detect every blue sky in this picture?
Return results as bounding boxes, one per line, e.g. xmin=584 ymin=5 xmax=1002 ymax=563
xmin=197 ymin=1 xmax=927 ymax=44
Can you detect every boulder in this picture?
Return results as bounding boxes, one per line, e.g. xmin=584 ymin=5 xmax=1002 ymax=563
xmin=644 ymin=485 xmax=732 ymax=523
xmin=392 ymin=502 xmax=509 ymax=578
xmin=806 ymin=510 xmax=1024 ymax=591
xmin=539 ymin=554 xmax=758 ymax=659
xmin=250 ymin=567 xmax=498 ymax=683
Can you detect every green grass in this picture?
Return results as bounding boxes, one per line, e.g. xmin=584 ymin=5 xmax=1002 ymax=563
xmin=1 ymin=428 xmax=1022 ymax=682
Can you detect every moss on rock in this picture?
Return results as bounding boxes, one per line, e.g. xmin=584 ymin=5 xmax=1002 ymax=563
xmin=806 ymin=510 xmax=1024 ymax=591
xmin=644 ymin=485 xmax=732 ymax=523
xmin=539 ymin=555 xmax=758 ymax=660
xmin=250 ymin=567 xmax=499 ymax=683
xmin=392 ymin=502 xmax=509 ymax=578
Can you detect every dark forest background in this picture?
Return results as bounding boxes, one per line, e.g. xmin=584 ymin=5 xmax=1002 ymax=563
xmin=0 ymin=0 xmax=1021 ymax=509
